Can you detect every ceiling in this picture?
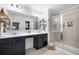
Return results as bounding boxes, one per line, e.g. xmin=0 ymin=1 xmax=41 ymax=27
xmin=20 ymin=4 xmax=79 ymax=15
xmin=21 ymin=4 xmax=79 ymax=11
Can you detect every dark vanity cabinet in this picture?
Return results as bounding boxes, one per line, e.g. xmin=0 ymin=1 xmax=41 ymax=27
xmin=13 ymin=37 xmax=25 ymax=55
xmin=0 ymin=37 xmax=25 ymax=55
xmin=43 ymin=34 xmax=48 ymax=46
xmin=33 ymin=34 xmax=48 ymax=49
xmin=0 ymin=33 xmax=48 ymax=55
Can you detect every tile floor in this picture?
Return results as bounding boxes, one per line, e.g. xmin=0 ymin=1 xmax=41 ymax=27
xmin=26 ymin=46 xmax=74 ymax=55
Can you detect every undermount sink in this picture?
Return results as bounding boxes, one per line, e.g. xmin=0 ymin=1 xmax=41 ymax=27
xmin=12 ymin=33 xmax=17 ymax=35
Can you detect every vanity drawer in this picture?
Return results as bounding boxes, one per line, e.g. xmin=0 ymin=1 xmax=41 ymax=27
xmin=0 ymin=39 xmax=12 ymax=44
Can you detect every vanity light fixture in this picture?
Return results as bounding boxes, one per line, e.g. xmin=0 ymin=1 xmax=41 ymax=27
xmin=0 ymin=8 xmax=10 ymax=33
xmin=0 ymin=8 xmax=10 ymax=25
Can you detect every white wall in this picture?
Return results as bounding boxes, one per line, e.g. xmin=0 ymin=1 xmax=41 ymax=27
xmin=62 ymin=8 xmax=79 ymax=49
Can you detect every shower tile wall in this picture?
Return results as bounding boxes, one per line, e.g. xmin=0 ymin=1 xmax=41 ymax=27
xmin=63 ymin=8 xmax=79 ymax=49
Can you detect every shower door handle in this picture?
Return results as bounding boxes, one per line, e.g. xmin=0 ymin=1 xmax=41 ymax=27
xmin=61 ymin=32 xmax=63 ymax=40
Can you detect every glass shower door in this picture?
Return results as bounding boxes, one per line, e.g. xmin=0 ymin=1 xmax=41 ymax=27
xmin=50 ymin=15 xmax=63 ymax=48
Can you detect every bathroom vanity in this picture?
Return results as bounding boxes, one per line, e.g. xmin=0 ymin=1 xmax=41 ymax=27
xmin=0 ymin=5 xmax=48 ymax=55
xmin=0 ymin=36 xmax=25 ymax=55
xmin=33 ymin=34 xmax=47 ymax=49
xmin=0 ymin=32 xmax=48 ymax=55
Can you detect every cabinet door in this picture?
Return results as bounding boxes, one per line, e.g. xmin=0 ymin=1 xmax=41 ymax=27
xmin=0 ymin=39 xmax=14 ymax=55
xmin=33 ymin=34 xmax=48 ymax=49
xmin=43 ymin=34 xmax=48 ymax=46
xmin=38 ymin=35 xmax=44 ymax=49
xmin=14 ymin=37 xmax=25 ymax=55
xmin=34 ymin=35 xmax=45 ymax=49
xmin=33 ymin=36 xmax=38 ymax=49
xmin=0 ymin=37 xmax=25 ymax=55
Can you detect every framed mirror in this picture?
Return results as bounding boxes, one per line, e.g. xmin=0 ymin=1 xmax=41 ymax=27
xmin=12 ymin=22 xmax=19 ymax=30
xmin=25 ymin=21 xmax=30 ymax=30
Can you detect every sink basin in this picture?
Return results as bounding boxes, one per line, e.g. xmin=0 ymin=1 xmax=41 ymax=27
xmin=12 ymin=33 xmax=17 ymax=35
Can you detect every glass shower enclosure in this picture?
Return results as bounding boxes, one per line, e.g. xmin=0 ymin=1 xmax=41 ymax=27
xmin=49 ymin=15 xmax=63 ymax=47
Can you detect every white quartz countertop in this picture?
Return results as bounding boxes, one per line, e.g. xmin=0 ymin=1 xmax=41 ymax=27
xmin=0 ymin=32 xmax=48 ymax=39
